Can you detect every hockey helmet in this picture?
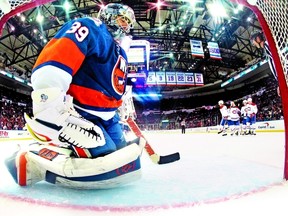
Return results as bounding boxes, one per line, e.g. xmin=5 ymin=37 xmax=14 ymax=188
xmin=243 ymin=99 xmax=247 ymax=104
xmin=247 ymin=97 xmax=253 ymax=102
xmin=98 ymin=3 xmax=135 ymax=39
xmin=250 ymin=30 xmax=265 ymax=46
xmin=218 ymin=100 xmax=224 ymax=105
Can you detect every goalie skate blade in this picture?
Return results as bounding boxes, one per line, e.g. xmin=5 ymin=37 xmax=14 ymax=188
xmin=158 ymin=152 xmax=180 ymax=164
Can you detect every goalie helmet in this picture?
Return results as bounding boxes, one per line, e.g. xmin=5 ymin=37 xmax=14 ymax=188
xmin=98 ymin=3 xmax=136 ymax=40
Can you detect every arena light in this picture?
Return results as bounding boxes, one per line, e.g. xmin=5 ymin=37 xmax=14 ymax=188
xmin=156 ymin=0 xmax=164 ymax=9
xmin=63 ymin=1 xmax=71 ymax=12
xmin=148 ymin=0 xmax=169 ymax=11
xmin=36 ymin=13 xmax=44 ymax=23
xmin=10 ymin=25 xmax=15 ymax=31
xmin=233 ymin=8 xmax=239 ymax=14
xmin=131 ymin=78 xmax=137 ymax=82
xmin=185 ymin=0 xmax=204 ymax=9
xmin=207 ymin=1 xmax=228 ymax=23
xmin=20 ymin=15 xmax=26 ymax=22
xmin=237 ymin=4 xmax=244 ymax=10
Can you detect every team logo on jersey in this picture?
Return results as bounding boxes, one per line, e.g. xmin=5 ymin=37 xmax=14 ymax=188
xmin=111 ymin=56 xmax=127 ymax=95
xmin=40 ymin=94 xmax=48 ymax=102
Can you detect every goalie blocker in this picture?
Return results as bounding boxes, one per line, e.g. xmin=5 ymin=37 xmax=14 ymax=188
xmin=5 ymin=139 xmax=145 ymax=189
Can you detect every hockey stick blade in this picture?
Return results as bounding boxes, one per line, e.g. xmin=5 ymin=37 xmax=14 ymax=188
xmin=126 ymin=117 xmax=180 ymax=165
xmin=158 ymin=152 xmax=180 ymax=164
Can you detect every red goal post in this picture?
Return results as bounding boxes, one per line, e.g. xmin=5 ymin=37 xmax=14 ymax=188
xmin=0 ymin=0 xmax=288 ymax=179
xmin=0 ymin=0 xmax=56 ymax=36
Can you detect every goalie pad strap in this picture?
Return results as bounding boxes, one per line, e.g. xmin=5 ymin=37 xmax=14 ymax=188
xmin=71 ymin=146 xmax=92 ymax=158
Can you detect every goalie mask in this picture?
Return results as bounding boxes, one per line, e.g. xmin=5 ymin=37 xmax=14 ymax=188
xmin=98 ymin=3 xmax=136 ymax=41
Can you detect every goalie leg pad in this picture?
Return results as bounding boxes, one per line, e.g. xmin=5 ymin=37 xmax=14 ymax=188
xmin=5 ymin=143 xmax=143 ymax=187
xmin=5 ymin=150 xmax=46 ymax=186
xmin=45 ymin=157 xmax=141 ymax=189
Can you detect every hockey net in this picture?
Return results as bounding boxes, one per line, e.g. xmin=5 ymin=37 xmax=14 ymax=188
xmin=0 ymin=0 xmax=288 ymax=178
xmin=230 ymin=0 xmax=288 ymax=180
xmin=0 ymin=0 xmax=55 ymax=36
xmin=251 ymin=0 xmax=288 ymax=83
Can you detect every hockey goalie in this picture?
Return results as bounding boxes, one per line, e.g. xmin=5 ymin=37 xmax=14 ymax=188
xmin=5 ymin=3 xmax=145 ymax=189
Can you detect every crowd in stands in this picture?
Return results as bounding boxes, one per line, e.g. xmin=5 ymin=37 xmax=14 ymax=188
xmin=0 ymin=75 xmax=283 ymax=131
xmin=134 ymin=76 xmax=282 ymax=130
xmin=0 ymin=86 xmax=32 ymax=130
xmin=0 ymin=54 xmax=31 ymax=81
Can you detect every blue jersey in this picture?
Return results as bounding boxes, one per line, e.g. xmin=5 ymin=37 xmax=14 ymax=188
xmin=32 ymin=17 xmax=128 ymax=118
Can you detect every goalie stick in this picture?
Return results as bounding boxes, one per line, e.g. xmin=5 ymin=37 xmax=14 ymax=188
xmin=126 ymin=117 xmax=180 ymax=165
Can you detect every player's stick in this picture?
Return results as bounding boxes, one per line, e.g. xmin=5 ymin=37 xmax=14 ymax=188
xmin=126 ymin=117 xmax=180 ymax=165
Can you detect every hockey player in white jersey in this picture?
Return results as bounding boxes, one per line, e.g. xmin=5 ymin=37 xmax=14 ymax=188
xmin=228 ymin=101 xmax=241 ymax=136
xmin=240 ymin=99 xmax=249 ymax=135
xmin=246 ymin=97 xmax=258 ymax=135
xmin=218 ymin=100 xmax=229 ymax=136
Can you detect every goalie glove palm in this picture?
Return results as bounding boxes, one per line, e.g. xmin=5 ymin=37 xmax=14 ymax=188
xmin=25 ymin=87 xmax=105 ymax=148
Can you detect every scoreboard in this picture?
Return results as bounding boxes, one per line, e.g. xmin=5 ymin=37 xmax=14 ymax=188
xmin=126 ymin=40 xmax=204 ymax=87
xmin=146 ymin=71 xmax=204 ymax=86
xmin=126 ymin=40 xmax=150 ymax=73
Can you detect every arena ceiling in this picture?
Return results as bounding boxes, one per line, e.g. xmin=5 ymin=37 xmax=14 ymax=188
xmin=0 ymin=0 xmax=266 ymax=94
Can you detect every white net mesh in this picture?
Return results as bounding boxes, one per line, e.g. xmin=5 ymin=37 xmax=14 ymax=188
xmin=254 ymin=0 xmax=288 ymax=84
xmin=0 ymin=0 xmax=32 ymax=18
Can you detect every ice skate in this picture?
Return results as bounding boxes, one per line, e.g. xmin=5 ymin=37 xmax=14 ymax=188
xmin=218 ymin=130 xmax=223 ymax=134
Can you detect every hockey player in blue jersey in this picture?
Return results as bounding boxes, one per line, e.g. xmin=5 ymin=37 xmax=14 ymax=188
xmin=5 ymin=3 xmax=145 ymax=189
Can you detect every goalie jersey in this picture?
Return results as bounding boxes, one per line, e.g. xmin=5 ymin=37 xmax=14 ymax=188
xmin=32 ymin=17 xmax=128 ymax=120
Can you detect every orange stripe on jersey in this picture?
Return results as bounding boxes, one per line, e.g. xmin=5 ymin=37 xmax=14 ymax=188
xmin=68 ymin=84 xmax=122 ymax=108
xmin=33 ymin=38 xmax=85 ymax=76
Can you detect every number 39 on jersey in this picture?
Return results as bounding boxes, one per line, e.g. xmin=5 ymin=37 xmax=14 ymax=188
xmin=66 ymin=21 xmax=89 ymax=42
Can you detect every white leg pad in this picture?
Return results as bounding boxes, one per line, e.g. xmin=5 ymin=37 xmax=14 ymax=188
xmin=53 ymin=169 xmax=141 ymax=189
xmin=27 ymin=143 xmax=141 ymax=177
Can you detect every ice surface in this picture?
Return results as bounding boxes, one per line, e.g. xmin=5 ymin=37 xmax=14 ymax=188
xmin=0 ymin=132 xmax=287 ymax=216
